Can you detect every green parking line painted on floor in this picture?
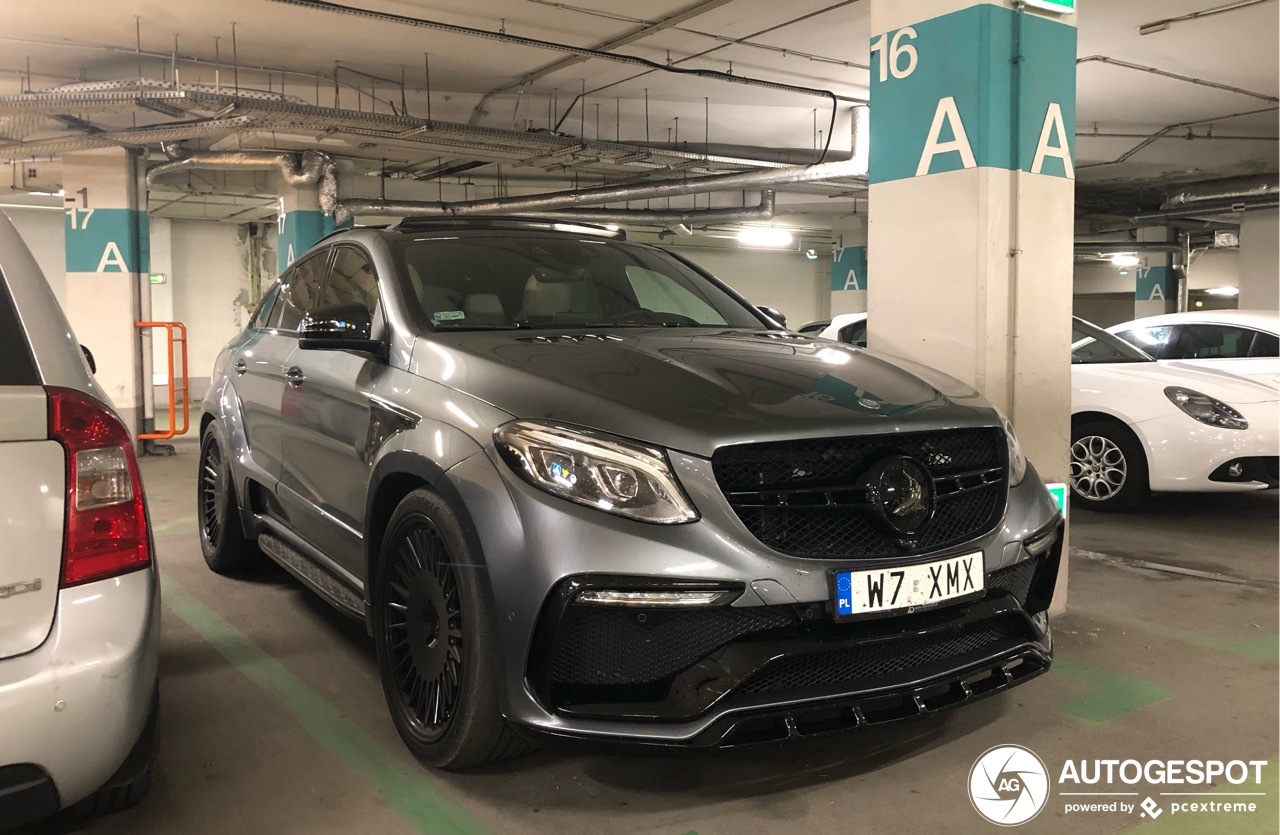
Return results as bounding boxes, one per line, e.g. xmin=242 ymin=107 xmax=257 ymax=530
xmin=1233 ymin=634 xmax=1279 ymax=662
xmin=1123 ymin=759 xmax=1278 ymax=834
xmin=1082 ymin=613 xmax=1280 ymax=663
xmin=160 ymin=574 xmax=492 ymax=835
xmin=1052 ymin=659 xmax=1175 ymax=724
xmin=151 ymin=514 xmax=196 ymax=536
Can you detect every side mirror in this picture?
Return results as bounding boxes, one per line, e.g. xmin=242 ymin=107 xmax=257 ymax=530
xmin=298 ymin=303 xmax=385 ymax=356
xmin=80 ymin=344 xmax=97 ymax=374
xmin=756 ymin=305 xmax=787 ymax=329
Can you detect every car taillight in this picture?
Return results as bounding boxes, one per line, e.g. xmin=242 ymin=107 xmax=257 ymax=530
xmin=46 ymin=386 xmax=151 ymax=586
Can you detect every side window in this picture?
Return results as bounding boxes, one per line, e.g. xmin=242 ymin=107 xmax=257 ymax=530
xmin=323 ymin=247 xmax=381 ymax=319
xmin=1175 ymin=324 xmax=1250 ymax=359
xmin=1116 ymin=325 xmax=1177 ymax=358
xmin=1250 ymin=331 xmax=1279 ymax=357
xmin=271 ymin=251 xmax=329 ymax=333
xmin=624 ymin=266 xmax=726 ymax=324
xmin=249 ymin=284 xmax=281 ymax=330
xmin=839 ymin=321 xmax=868 ymax=347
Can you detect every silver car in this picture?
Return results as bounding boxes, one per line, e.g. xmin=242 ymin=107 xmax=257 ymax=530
xmin=199 ymin=217 xmax=1062 ymax=770
xmin=0 ymin=212 xmax=159 ymax=826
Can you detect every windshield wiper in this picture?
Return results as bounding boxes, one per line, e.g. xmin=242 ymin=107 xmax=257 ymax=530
xmin=431 ymin=322 xmax=536 ymax=331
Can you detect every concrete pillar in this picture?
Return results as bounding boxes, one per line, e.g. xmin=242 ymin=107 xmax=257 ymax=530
xmin=866 ymin=0 xmax=1076 ymax=611
xmin=276 ymin=176 xmax=347 ymax=273
xmin=1134 ymin=227 xmax=1176 ymax=317
xmin=62 ymin=148 xmax=149 ymax=439
xmin=831 ymin=214 xmax=868 ymax=316
xmin=1238 ymin=208 xmax=1279 ymax=310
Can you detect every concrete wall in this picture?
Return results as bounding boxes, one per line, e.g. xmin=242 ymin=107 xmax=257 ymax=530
xmin=679 ymin=247 xmax=829 ymax=329
xmin=1239 ymin=208 xmax=1279 ymax=310
xmin=8 ymin=210 xmax=272 ymax=399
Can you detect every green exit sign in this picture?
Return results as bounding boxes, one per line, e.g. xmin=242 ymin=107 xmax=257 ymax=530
xmin=1046 ymin=483 xmax=1068 ymax=517
xmin=149 ymin=273 xmax=167 ymax=285
xmin=1025 ymin=0 xmax=1076 ymax=13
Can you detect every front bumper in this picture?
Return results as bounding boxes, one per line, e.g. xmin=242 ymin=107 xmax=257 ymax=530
xmin=0 ymin=567 xmax=159 ymax=815
xmin=1138 ymin=405 xmax=1279 ymax=493
xmin=444 ymin=443 xmax=1062 ymax=748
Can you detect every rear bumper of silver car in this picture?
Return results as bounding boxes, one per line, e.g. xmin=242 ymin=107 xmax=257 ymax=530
xmin=0 ymin=567 xmax=159 ymax=817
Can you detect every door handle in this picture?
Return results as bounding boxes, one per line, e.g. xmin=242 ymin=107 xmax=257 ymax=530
xmin=233 ymin=359 xmax=247 ymax=376
xmin=285 ymin=366 xmax=306 ymax=387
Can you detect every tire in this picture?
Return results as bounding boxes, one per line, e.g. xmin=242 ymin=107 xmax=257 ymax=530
xmin=1069 ymin=420 xmax=1149 ymax=512
xmin=371 ymin=488 xmax=532 ymax=770
xmin=197 ymin=423 xmax=258 ymax=574
xmin=74 ymin=687 xmax=158 ymax=817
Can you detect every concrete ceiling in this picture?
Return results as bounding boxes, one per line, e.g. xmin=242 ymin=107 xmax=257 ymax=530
xmin=0 ymin=0 xmax=1275 ymax=223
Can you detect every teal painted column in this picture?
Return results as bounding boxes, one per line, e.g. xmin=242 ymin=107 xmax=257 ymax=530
xmin=867 ymin=0 xmax=1077 ymax=612
xmin=1134 ymin=227 xmax=1176 ymax=317
xmin=63 ymin=148 xmax=149 ymax=441
xmin=276 ymin=175 xmax=351 ymax=274
xmin=831 ymin=214 xmax=868 ymax=316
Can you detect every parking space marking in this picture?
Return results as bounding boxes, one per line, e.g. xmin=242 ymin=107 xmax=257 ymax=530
xmin=152 ymin=514 xmax=196 ymax=537
xmin=1077 ymin=613 xmax=1280 ymax=662
xmin=161 ymin=574 xmax=492 ymax=835
xmin=1051 ymin=660 xmax=1175 ymax=723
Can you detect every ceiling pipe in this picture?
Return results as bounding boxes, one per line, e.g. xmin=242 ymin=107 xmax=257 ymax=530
xmin=146 ymin=149 xmax=338 ymax=214
xmin=1134 ymin=196 xmax=1280 ymax=223
xmin=334 ymin=157 xmax=864 ymax=223
xmin=522 ymin=190 xmax=776 ymax=226
xmin=265 ymin=0 xmax=864 ymax=106
xmin=1076 ymin=56 xmax=1278 ymax=103
xmin=1073 ymin=241 xmax=1183 ymax=254
xmin=1161 ymin=174 xmax=1278 ymax=208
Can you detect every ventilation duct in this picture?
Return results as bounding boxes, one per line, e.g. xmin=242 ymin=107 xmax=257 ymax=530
xmin=146 ymin=148 xmax=337 ymax=214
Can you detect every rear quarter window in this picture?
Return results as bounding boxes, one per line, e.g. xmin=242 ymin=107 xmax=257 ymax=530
xmin=0 ymin=271 xmax=40 ymax=385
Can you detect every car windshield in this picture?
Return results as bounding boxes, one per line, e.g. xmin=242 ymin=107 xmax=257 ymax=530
xmin=1071 ymin=319 xmax=1153 ymax=364
xmin=390 ymin=234 xmax=765 ymax=331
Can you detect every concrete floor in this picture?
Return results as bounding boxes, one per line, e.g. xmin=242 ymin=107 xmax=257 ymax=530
xmin=22 ymin=443 xmax=1278 ymax=834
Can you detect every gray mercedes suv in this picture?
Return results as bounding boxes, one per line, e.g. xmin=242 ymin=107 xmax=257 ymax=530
xmin=199 ymin=217 xmax=1062 ymax=769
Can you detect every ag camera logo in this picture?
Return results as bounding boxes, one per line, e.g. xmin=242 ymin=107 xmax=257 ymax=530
xmin=969 ymin=745 xmax=1051 ymax=826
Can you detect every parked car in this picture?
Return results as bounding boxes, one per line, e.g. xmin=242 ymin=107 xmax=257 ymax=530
xmin=1070 ymin=318 xmax=1278 ymax=508
xmin=1107 ymin=310 xmax=1280 ymax=383
xmin=818 ymin=312 xmax=1279 ymax=510
xmin=796 ymin=319 xmax=830 ymax=335
xmin=199 ymin=217 xmax=1062 ymax=770
xmin=0 ymin=212 xmax=159 ymax=828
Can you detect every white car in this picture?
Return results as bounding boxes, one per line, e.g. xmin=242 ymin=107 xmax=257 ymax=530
xmin=0 ymin=211 xmax=159 ymax=827
xmin=818 ymin=313 xmax=1279 ymax=510
xmin=1106 ymin=310 xmax=1280 ymax=384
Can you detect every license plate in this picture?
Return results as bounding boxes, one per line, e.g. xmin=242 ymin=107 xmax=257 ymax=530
xmin=833 ymin=552 xmax=983 ymax=620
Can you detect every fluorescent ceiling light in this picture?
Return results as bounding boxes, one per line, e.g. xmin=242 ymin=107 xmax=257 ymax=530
xmin=737 ymin=227 xmax=793 ymax=248
xmin=1110 ymin=253 xmax=1141 ymax=268
xmin=1205 ymin=286 xmax=1240 ymax=296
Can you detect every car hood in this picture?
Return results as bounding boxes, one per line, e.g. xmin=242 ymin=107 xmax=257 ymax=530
xmin=1072 ymin=359 xmax=1280 ymax=405
xmin=412 ymin=329 xmax=997 ymax=456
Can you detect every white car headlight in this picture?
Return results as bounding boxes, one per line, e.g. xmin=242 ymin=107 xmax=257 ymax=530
xmin=1164 ymin=386 xmax=1249 ymax=430
xmin=1001 ymin=415 xmax=1028 ymax=487
xmin=495 ymin=420 xmax=699 ymax=524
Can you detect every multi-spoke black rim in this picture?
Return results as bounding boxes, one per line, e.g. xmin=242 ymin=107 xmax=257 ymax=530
xmin=199 ymin=439 xmax=225 ymax=545
xmin=382 ymin=519 xmax=463 ymax=740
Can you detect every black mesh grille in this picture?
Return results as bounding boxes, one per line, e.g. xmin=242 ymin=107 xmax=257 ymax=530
xmin=713 ymin=428 xmax=1007 ymax=558
xmin=737 ymin=614 xmax=1027 ymax=695
xmin=549 ymin=606 xmax=798 ymax=686
xmin=988 ymin=559 xmax=1037 ymax=604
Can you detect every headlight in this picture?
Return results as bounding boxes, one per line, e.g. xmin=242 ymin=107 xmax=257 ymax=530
xmin=1163 ymin=386 xmax=1248 ymax=430
xmin=1001 ymin=415 xmax=1027 ymax=486
xmin=495 ymin=420 xmax=699 ymax=524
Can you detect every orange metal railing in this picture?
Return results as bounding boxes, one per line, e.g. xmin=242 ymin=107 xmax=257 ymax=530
xmin=136 ymin=321 xmax=189 ymax=440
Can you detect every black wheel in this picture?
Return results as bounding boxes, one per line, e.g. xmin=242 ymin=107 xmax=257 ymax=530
xmin=371 ymin=488 xmax=531 ymax=769
xmin=197 ymin=423 xmax=258 ymax=573
xmin=1069 ymin=420 xmax=1149 ymax=512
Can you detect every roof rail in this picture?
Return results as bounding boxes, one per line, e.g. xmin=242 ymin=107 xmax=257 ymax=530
xmin=389 ymin=215 xmax=626 ymax=240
